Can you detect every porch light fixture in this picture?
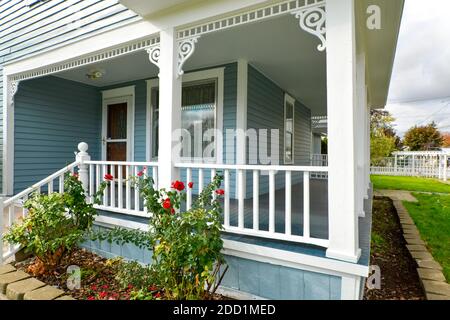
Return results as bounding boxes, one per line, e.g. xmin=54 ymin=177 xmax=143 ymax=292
xmin=86 ymin=69 xmax=105 ymax=80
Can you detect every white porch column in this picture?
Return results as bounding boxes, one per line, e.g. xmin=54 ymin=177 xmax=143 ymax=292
xmin=325 ymin=0 xmax=361 ymax=263
xmin=356 ymin=54 xmax=366 ymax=217
xmin=158 ymin=27 xmax=182 ymax=189
xmin=365 ymin=102 xmax=371 ymax=193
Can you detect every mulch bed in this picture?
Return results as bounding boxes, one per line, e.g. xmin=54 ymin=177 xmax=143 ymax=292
xmin=364 ymin=196 xmax=426 ymax=300
xmin=13 ymin=248 xmax=228 ymax=300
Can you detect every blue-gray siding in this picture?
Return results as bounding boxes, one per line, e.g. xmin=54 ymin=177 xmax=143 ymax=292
xmin=14 ymin=76 xmax=101 ymax=193
xmin=246 ymin=65 xmax=311 ymax=197
xmin=0 ymin=0 xmax=141 ymax=192
xmin=81 ymin=224 xmax=342 ymax=300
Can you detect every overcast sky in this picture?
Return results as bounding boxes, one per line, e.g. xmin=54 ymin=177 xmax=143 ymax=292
xmin=386 ymin=0 xmax=450 ymax=136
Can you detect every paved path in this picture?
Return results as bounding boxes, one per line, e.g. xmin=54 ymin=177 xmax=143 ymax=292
xmin=374 ymin=189 xmax=418 ymax=202
xmin=0 ymin=264 xmax=75 ymax=300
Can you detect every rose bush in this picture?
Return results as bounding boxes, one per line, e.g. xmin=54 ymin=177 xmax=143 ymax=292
xmin=92 ymin=171 xmax=227 ymax=300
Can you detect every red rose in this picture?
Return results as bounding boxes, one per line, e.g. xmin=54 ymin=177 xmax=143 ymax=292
xmin=171 ymin=208 xmax=175 ymax=214
xmin=154 ymin=292 xmax=161 ymax=299
xmin=162 ymin=198 xmax=171 ymax=209
xmin=87 ymin=296 xmax=95 ymax=300
xmin=171 ymin=180 xmax=185 ymax=191
xmin=104 ymin=173 xmax=114 ymax=181
xmin=188 ymin=182 xmax=194 ymax=189
xmin=137 ymin=170 xmax=144 ymax=177
xmin=72 ymin=173 xmax=79 ymax=179
xmin=215 ymin=189 xmax=225 ymax=196
xmin=90 ymin=284 xmax=97 ymax=291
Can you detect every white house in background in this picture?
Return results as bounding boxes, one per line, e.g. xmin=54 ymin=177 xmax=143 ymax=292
xmin=0 ymin=0 xmax=404 ymax=300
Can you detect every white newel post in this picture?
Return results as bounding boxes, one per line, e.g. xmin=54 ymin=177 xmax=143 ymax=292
xmin=325 ymin=0 xmax=361 ymax=263
xmin=76 ymin=142 xmax=91 ymax=198
xmin=158 ymin=27 xmax=182 ymax=189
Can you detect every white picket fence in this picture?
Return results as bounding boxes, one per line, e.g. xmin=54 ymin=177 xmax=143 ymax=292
xmin=370 ymin=151 xmax=449 ymax=181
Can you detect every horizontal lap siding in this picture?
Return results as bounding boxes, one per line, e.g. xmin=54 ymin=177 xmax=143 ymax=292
xmin=246 ymin=65 xmax=312 ymax=197
xmin=14 ymin=76 xmax=101 ymax=193
xmin=0 ymin=0 xmax=140 ymax=193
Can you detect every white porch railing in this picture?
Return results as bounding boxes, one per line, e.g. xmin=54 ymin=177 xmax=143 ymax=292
xmin=84 ymin=161 xmax=158 ymax=218
xmin=310 ymin=154 xmax=328 ymax=179
xmin=1 ymin=143 xmax=331 ymax=263
xmin=175 ymin=163 xmax=329 ymax=248
xmin=1 ymin=162 xmax=78 ymax=262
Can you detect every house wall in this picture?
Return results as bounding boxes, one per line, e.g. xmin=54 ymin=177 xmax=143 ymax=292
xmin=0 ymin=0 xmax=140 ymax=193
xmin=81 ymin=224 xmax=343 ymax=300
xmin=13 ymin=76 xmax=101 ymax=193
xmin=246 ymin=65 xmax=312 ymax=197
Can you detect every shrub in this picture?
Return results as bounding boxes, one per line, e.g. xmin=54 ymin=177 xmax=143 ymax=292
xmin=92 ymin=170 xmax=227 ymax=300
xmin=4 ymin=172 xmax=106 ymax=275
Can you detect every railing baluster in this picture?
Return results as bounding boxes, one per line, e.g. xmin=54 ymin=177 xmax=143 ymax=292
xmin=126 ymin=165 xmax=131 ymax=210
xmin=110 ymin=165 xmax=116 ymax=207
xmin=96 ymin=165 xmax=100 ymax=194
xmin=224 ymin=169 xmax=230 ymax=227
xmin=134 ymin=166 xmax=140 ymax=211
xmin=253 ymin=170 xmax=259 ymax=231
xmin=59 ymin=175 xmax=64 ymax=193
xmin=103 ymin=164 xmax=108 ymax=206
xmin=238 ymin=169 xmax=245 ymax=229
xmin=22 ymin=195 xmax=28 ymax=218
xmin=186 ymin=168 xmax=192 ymax=210
xmin=152 ymin=166 xmax=158 ymax=189
xmin=269 ymin=170 xmax=275 ymax=233
xmin=118 ymin=165 xmax=123 ymax=209
xmin=303 ymin=171 xmax=310 ymax=239
xmin=285 ymin=171 xmax=292 ymax=235
xmin=47 ymin=181 xmax=53 ymax=195
xmin=211 ymin=169 xmax=216 ymax=200
xmin=198 ymin=169 xmax=204 ymax=194
xmin=89 ymin=164 xmax=94 ymax=202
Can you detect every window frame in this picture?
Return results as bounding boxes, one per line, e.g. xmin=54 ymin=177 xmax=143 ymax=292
xmin=284 ymin=93 xmax=296 ymax=165
xmin=146 ymin=67 xmax=224 ymax=163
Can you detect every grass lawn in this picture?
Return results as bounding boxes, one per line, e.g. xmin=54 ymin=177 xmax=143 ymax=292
xmin=371 ymin=175 xmax=450 ymax=194
xmin=403 ymin=193 xmax=450 ymax=282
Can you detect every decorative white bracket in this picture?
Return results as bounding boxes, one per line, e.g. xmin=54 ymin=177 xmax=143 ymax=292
xmin=292 ymin=5 xmax=326 ymax=52
xmin=7 ymin=80 xmax=20 ymax=106
xmin=177 ymin=36 xmax=200 ymax=77
xmin=145 ymin=44 xmax=161 ymax=69
xmin=144 ymin=36 xmax=200 ymax=78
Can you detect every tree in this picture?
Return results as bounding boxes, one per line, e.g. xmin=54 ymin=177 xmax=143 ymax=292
xmin=442 ymin=132 xmax=450 ymax=148
xmin=370 ymin=110 xmax=400 ymax=165
xmin=402 ymin=122 xmax=443 ymax=151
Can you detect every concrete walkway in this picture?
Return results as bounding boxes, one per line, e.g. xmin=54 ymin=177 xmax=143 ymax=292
xmin=373 ymin=189 xmax=418 ymax=202
xmin=0 ymin=264 xmax=75 ymax=300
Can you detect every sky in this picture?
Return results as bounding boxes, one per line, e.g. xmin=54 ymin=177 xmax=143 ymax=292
xmin=385 ymin=0 xmax=450 ymax=137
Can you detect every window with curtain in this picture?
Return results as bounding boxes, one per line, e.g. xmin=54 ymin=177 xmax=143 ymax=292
xmin=151 ymin=81 xmax=217 ymax=161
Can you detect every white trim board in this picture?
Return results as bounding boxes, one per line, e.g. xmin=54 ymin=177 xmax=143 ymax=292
xmin=222 ymin=239 xmax=369 ymax=278
xmin=145 ymin=67 xmax=225 ymax=163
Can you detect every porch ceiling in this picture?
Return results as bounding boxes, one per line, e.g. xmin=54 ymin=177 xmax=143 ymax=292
xmin=56 ymin=14 xmax=327 ymax=116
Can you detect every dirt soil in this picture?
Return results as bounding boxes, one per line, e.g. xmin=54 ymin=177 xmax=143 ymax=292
xmin=364 ymin=196 xmax=426 ymax=300
xmin=13 ymin=248 xmax=227 ymax=300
